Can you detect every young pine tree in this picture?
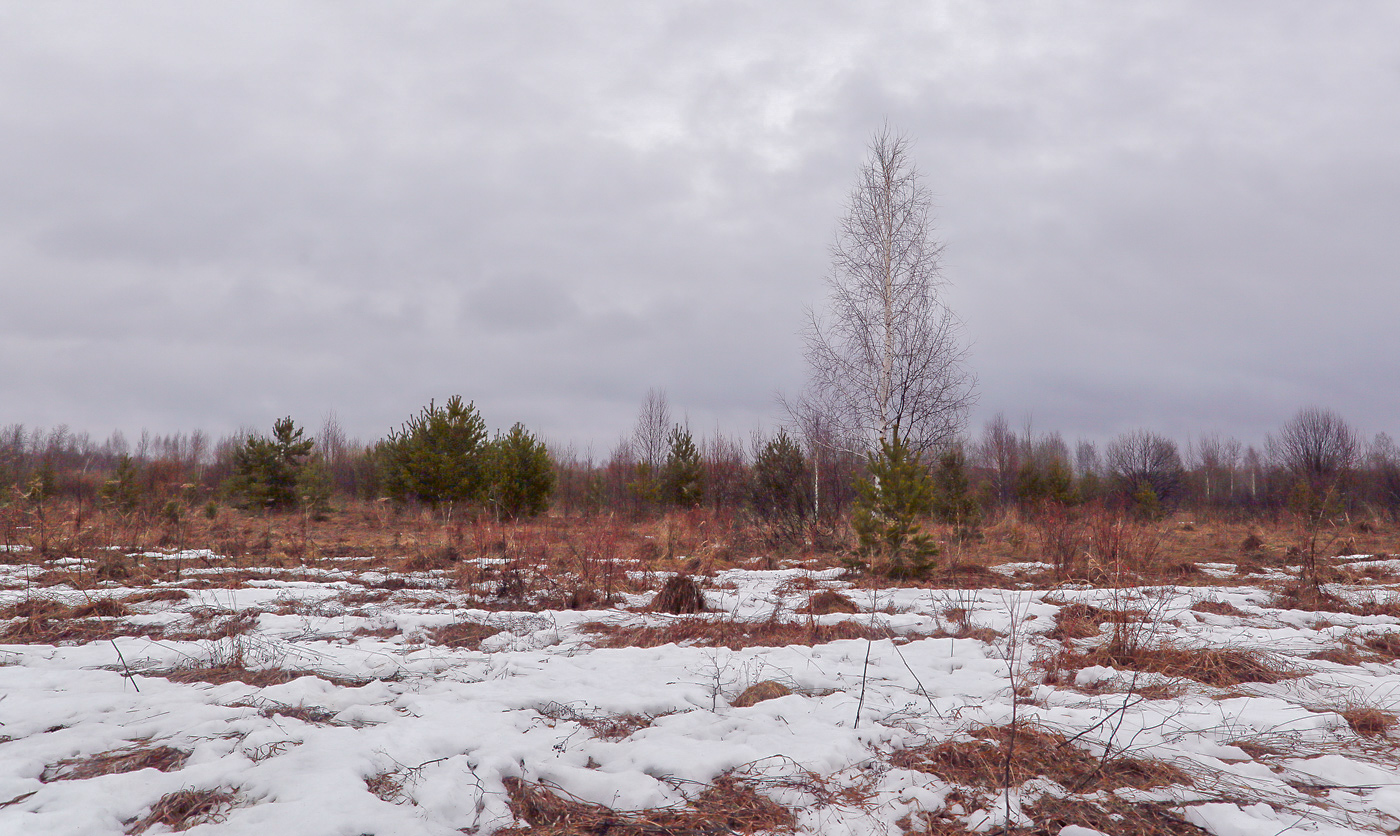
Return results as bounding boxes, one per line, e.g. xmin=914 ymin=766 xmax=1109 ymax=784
xmin=931 ymin=446 xmax=981 ymax=535
xmin=487 ymin=423 xmax=556 ymax=520
xmin=661 ymin=425 xmax=704 ymax=508
xmin=751 ymin=429 xmax=811 ymax=517
xmin=228 ymin=417 xmax=315 ymax=511
xmin=380 ymin=396 xmax=489 ymax=511
xmin=750 ymin=429 xmax=812 ymax=533
xmin=851 ymin=432 xmax=938 ymax=579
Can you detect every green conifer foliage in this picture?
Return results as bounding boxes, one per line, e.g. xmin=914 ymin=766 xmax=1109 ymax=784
xmin=850 ymin=433 xmax=938 ymax=579
xmin=751 ymin=429 xmax=811 ymax=529
xmin=381 ymin=396 xmax=488 ymax=510
xmin=662 ymin=425 xmax=704 ymax=508
xmin=100 ymin=455 xmax=145 ymax=512
xmin=228 ymin=417 xmax=315 ymax=511
xmin=1016 ymin=458 xmax=1077 ymax=508
xmin=487 ymin=423 xmax=556 ymax=519
xmin=931 ymin=446 xmax=980 ymax=533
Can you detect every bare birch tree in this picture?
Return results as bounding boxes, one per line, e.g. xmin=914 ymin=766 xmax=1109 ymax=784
xmin=798 ymin=126 xmax=974 ymax=454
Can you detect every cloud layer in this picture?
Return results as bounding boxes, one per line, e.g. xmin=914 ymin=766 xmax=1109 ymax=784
xmin=3 ymin=2 xmax=1398 ymax=452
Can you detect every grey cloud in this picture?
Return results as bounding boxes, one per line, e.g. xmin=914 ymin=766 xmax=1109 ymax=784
xmin=2 ymin=2 xmax=1398 ymax=451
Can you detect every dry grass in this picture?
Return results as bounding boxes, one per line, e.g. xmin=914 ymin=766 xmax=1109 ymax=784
xmin=1363 ymin=630 xmax=1400 ymax=660
xmin=535 ymin=702 xmax=671 ymax=741
xmin=1026 ymin=794 xmax=1209 ymax=836
xmin=1191 ymin=598 xmax=1244 ymax=617
xmin=125 ymin=787 xmax=239 ymax=834
xmin=425 ymin=620 xmax=501 ymax=649
xmin=890 ymin=722 xmax=1189 ymax=793
xmin=732 ymin=681 xmax=793 ymax=707
xmin=0 ymin=616 xmax=160 ymax=645
xmin=1047 ymin=641 xmax=1293 ymax=688
xmin=1047 ymin=602 xmax=1145 ymax=641
xmin=1341 ymin=706 xmax=1398 ymax=737
xmin=651 ymin=574 xmax=708 ymax=614
xmin=126 ymin=588 xmax=192 ymax=604
xmin=41 ymin=744 xmax=188 ymax=782
xmin=799 ymin=589 xmax=860 ymax=614
xmin=585 ymin=616 xmax=890 ymax=650
xmin=498 ymin=772 xmax=796 ymax=836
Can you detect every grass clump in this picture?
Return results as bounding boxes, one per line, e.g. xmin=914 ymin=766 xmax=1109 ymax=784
xmin=585 ymin=616 xmax=889 ymax=650
xmin=499 ymin=772 xmax=795 ymax=836
xmin=126 ymin=787 xmax=239 ymax=834
xmin=41 ymin=744 xmax=188 ymax=782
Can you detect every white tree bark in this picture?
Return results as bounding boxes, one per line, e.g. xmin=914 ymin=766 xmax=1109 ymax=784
xmin=800 ymin=126 xmax=975 ymax=454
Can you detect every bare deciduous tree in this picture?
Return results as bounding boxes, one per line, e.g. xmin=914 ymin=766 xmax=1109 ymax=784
xmin=798 ymin=126 xmax=974 ymax=454
xmin=632 ymin=388 xmax=672 ymax=471
xmin=1105 ymin=430 xmax=1184 ymax=503
xmin=977 ymin=413 xmax=1020 ymax=505
xmin=1267 ymin=406 xmax=1358 ymax=493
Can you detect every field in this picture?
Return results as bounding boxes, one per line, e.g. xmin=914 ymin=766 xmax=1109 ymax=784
xmin=3 ymin=506 xmax=1400 ymax=835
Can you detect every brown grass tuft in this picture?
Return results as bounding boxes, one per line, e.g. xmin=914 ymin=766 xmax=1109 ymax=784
xmin=0 ymin=598 xmax=70 ymax=619
xmin=1047 ymin=603 xmax=1143 ymax=641
xmin=891 ymin=722 xmax=1189 ymax=793
xmin=651 ymin=574 xmax=708 ymax=614
xmin=499 ymin=772 xmax=795 ymax=836
xmin=732 ymin=680 xmax=792 ymax=707
xmin=1363 ymin=631 xmax=1400 ymax=660
xmin=1191 ymin=598 xmax=1244 ymax=617
xmin=41 ymin=744 xmax=188 ymax=782
xmin=535 ymin=702 xmax=669 ymax=741
xmin=127 ymin=588 xmax=192 ymax=604
xmin=426 ymin=621 xmax=501 ymax=649
xmin=71 ymin=597 xmax=132 ymax=618
xmin=126 ymin=787 xmax=239 ymax=834
xmin=1342 ymin=706 xmax=1397 ymax=737
xmin=1048 ymin=641 xmax=1293 ymax=688
xmin=800 ymin=589 xmax=859 ymax=614
xmin=1027 ymin=794 xmax=1209 ymax=836
xmin=586 ymin=616 xmax=889 ymax=650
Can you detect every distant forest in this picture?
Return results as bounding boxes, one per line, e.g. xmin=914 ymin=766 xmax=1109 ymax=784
xmin=3 ymin=394 xmax=1397 ymax=526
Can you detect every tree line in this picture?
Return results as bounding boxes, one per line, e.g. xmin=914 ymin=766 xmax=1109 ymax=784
xmin=3 ymin=397 xmax=1397 ymax=527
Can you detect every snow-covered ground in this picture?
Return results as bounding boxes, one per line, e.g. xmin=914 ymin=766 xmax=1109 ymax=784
xmin=2 ymin=555 xmax=1400 ymax=835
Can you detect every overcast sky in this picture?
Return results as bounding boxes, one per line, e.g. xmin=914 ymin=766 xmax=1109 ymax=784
xmin=3 ymin=2 xmax=1398 ymax=456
